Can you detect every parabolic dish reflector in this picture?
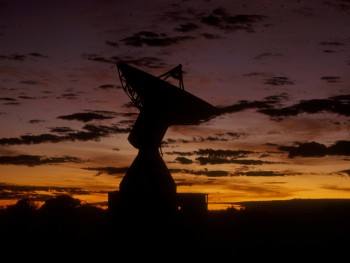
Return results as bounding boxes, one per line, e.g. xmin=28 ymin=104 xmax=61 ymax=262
xmin=117 ymin=62 xmax=219 ymax=126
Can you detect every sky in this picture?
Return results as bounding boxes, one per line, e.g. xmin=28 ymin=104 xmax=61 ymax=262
xmin=0 ymin=0 xmax=349 ymax=210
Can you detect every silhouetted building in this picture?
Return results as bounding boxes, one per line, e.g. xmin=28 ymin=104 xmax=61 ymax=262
xmin=177 ymin=193 xmax=208 ymax=217
xmin=108 ymin=191 xmax=208 ymax=219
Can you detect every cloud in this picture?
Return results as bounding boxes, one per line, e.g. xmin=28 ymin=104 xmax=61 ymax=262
xmin=254 ymin=53 xmax=283 ymax=60
xmin=165 ymin=151 xmax=194 ymax=156
xmin=28 ymin=52 xmax=48 ymax=58
xmin=195 ymin=157 xmax=275 ymax=165
xmin=0 ymin=54 xmax=25 ymax=61
xmin=174 ymin=22 xmax=199 ymax=32
xmin=2 ymin=102 xmax=20 ymax=106
xmin=120 ymin=31 xmax=194 ymax=47
xmin=324 ymin=0 xmax=350 ymax=12
xmin=278 ymin=140 xmax=350 ymax=158
xmin=201 ymin=33 xmax=221 ymax=39
xmin=18 ymin=95 xmax=36 ymax=100
xmin=82 ymin=53 xmax=114 ymax=63
xmin=171 ymin=166 xmax=294 ymax=178
xmin=0 ymin=134 xmax=62 ymax=145
xmin=217 ymin=98 xmax=278 ymax=115
xmin=0 ymin=154 xmax=83 ymax=166
xmin=117 ymin=56 xmax=166 ymax=69
xmin=323 ymin=49 xmax=336 ymax=53
xmin=49 ymin=126 xmax=75 ymax=133
xmin=321 ymin=184 xmax=350 ymax=192
xmin=200 ymin=8 xmax=267 ymax=32
xmin=98 ymin=84 xmax=121 ymax=90
xmin=175 ymin=157 xmax=193 ymax=164
xmin=174 ymin=179 xmax=196 ymax=187
xmin=105 ymin=40 xmax=119 ymax=47
xmin=180 ymin=168 xmax=290 ymax=177
xmin=0 ymin=182 xmax=90 ymax=202
xmin=318 ymin=39 xmax=347 ymax=53
xmin=163 ymin=132 xmax=247 ymax=147
xmin=328 ymin=140 xmax=350 ymax=156
xmin=319 ymin=41 xmax=345 ymax=46
xmin=82 ymin=167 xmax=128 ymax=176
xmin=0 ymin=97 xmax=18 ymax=105
xmin=57 ymin=111 xmax=116 ymax=122
xmin=20 ymin=80 xmax=42 ymax=85
xmin=245 ymin=71 xmax=294 ymax=87
xmin=264 ymin=93 xmax=290 ymax=105
xmin=170 ymin=168 xmax=230 ymax=177
xmin=82 ymin=54 xmax=166 ymax=69
xmin=0 ymin=123 xmax=130 ymax=146
xmin=166 ymin=148 xmax=252 ymax=159
xmin=82 ymin=123 xmax=130 ymax=134
xmin=244 ymin=72 xmax=270 ymax=77
xmin=57 ymin=92 xmax=79 ymax=100
xmin=320 ymin=76 xmax=341 ymax=83
xmin=340 ymin=170 xmax=350 ymax=176
xmin=167 ymin=148 xmax=280 ymax=166
xmin=0 ymin=53 xmax=48 ymax=61
xmin=263 ymin=76 xmax=295 ymax=86
xmin=194 ymin=148 xmax=253 ymax=158
xmin=195 ymin=170 xmax=230 ymax=177
xmin=258 ymin=94 xmax=350 ymax=119
xmin=241 ymin=171 xmax=288 ymax=176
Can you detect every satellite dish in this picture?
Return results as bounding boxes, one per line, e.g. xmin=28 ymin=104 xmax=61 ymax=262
xmin=115 ymin=62 xmax=219 ymax=217
xmin=117 ymin=62 xmax=219 ymax=149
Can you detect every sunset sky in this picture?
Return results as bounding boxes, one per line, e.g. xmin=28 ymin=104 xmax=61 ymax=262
xmin=0 ymin=0 xmax=349 ymax=210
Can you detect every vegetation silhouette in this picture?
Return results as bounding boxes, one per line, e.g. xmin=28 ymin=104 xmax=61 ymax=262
xmin=1 ymin=195 xmax=350 ymax=260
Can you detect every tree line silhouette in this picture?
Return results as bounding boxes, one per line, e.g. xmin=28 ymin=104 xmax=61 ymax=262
xmin=1 ymin=195 xmax=350 ymax=261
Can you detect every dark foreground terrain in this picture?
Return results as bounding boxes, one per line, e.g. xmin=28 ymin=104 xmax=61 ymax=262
xmin=1 ymin=195 xmax=350 ymax=261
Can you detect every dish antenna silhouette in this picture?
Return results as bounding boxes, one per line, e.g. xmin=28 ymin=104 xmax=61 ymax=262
xmin=116 ymin=61 xmax=219 ymax=217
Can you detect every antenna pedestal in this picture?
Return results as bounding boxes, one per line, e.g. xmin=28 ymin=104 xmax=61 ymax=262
xmin=118 ymin=148 xmax=178 ymax=219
